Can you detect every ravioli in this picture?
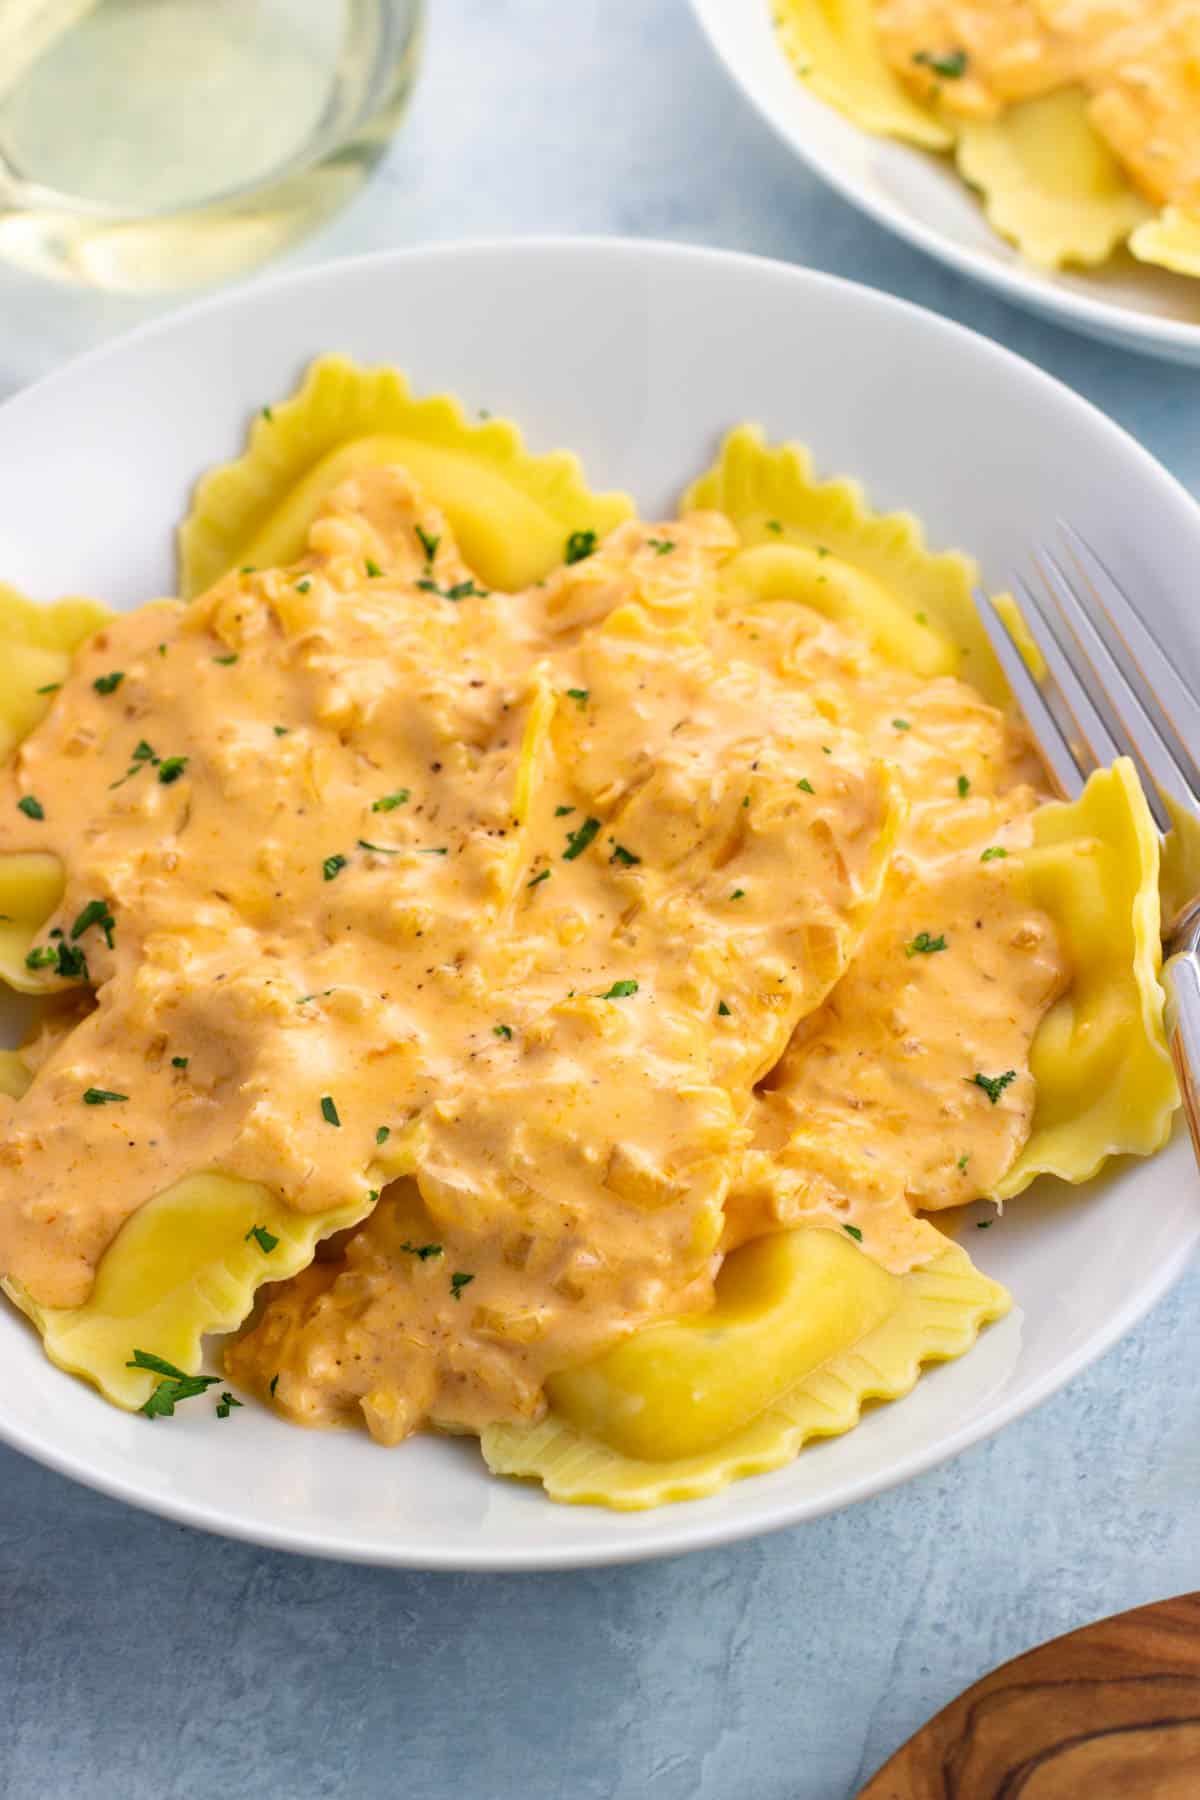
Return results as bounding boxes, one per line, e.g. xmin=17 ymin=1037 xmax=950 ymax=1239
xmin=480 ymin=1229 xmax=1009 ymax=1508
xmin=0 ymin=374 xmax=1176 ymax=1509
xmin=775 ymin=0 xmax=1200 ymax=280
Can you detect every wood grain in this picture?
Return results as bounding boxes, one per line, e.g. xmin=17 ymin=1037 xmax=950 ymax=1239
xmin=858 ymin=1593 xmax=1200 ymax=1798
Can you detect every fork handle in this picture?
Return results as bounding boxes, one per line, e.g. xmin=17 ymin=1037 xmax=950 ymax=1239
xmin=1163 ymin=949 xmax=1200 ymax=1169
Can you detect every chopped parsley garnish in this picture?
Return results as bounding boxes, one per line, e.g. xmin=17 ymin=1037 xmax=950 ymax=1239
xmin=528 ymin=868 xmax=551 ymax=888
xmin=26 ymin=940 xmax=87 ymax=980
xmin=109 ymin=741 xmax=155 ymax=788
xmin=563 ymin=815 xmax=601 ymax=860
xmin=93 ymin=671 xmax=124 ymax=695
xmin=245 ymin=1224 xmax=279 ymax=1254
xmin=273 ymin=725 xmax=289 ymax=736
xmin=600 ymin=979 xmax=639 ymax=999
xmin=915 ymin=612 xmax=928 ymax=625
xmin=957 ymin=774 xmax=970 ymax=798
xmin=843 ymin=1224 xmax=863 ymax=1242
xmin=35 ymin=682 xmax=61 ymax=695
xmin=171 ymin=1056 xmax=189 ymax=1070
xmin=83 ymin=1087 xmax=127 ymax=1105
xmin=981 ymin=846 xmax=1008 ymax=861
xmin=126 ymin=1350 xmax=220 ymax=1419
xmin=365 ymin=558 xmax=384 ymax=579
xmin=214 ymin=653 xmax=239 ymax=666
xmin=609 ymin=843 xmax=641 ymax=866
xmin=891 ymin=718 xmax=911 ymax=732
xmin=765 ymin=520 xmax=782 ymax=534
xmin=565 ymin=530 xmax=597 ymax=565
xmin=796 ymin=778 xmax=814 ymax=795
xmin=357 ymin=839 xmax=401 ymax=855
xmin=157 ymin=756 xmax=188 ymax=785
xmin=400 ymin=1241 xmax=444 ymax=1261
xmin=127 ymin=1349 xmax=190 ymax=1380
xmin=905 ymin=931 xmax=947 ymax=957
xmin=296 ymin=989 xmax=335 ymax=1005
xmin=969 ymin=1069 xmax=1016 ymax=1105
xmin=295 ymin=577 xmax=312 ymax=594
xmin=914 ymin=47 xmax=968 ymax=77
xmin=647 ymin=537 xmax=675 ymax=556
xmin=416 ymin=525 xmax=440 ymax=562
xmin=261 ymin=405 xmax=274 ymax=422
xmin=419 ymin=846 xmax=448 ymax=855
xmin=322 ymin=853 xmax=347 ymax=881
xmin=269 ymin=1374 xmax=280 ymax=1397
xmin=71 ymin=898 xmax=115 ymax=947
xmin=493 ymin=1023 xmax=513 ymax=1039
xmin=239 ymin=567 xmax=255 ymax=576
xmin=320 ymin=1095 xmax=340 ymax=1127
xmin=373 ymin=789 xmax=410 ymax=812
xmin=957 ymin=1152 xmax=970 ymax=1173
xmin=449 ymin=1272 xmax=475 ymax=1301
xmin=718 ymin=1001 xmax=731 ymax=1017
xmin=554 ymin=804 xmax=575 ymax=817
xmin=566 ymin=687 xmax=589 ymax=710
xmin=415 ymin=577 xmax=488 ymax=601
xmin=215 ymin=1392 xmax=243 ymax=1418
xmin=976 ymin=1219 xmax=993 ymax=1230
xmin=139 ymin=1375 xmax=215 ymax=1418
xmin=17 ymin=795 xmax=43 ymax=820
xmin=376 ymin=1125 xmax=390 ymax=1144
xmin=730 ymin=888 xmax=745 ymax=900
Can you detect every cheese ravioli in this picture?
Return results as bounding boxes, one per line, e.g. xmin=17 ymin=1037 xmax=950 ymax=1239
xmin=0 ymin=363 xmax=1175 ymax=1505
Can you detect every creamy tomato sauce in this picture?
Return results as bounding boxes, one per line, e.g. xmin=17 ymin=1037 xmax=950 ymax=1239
xmin=876 ymin=0 xmax=1200 ymax=213
xmin=0 ymin=467 xmax=925 ymax=1438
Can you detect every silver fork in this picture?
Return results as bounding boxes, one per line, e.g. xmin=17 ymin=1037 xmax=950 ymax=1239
xmin=972 ymin=526 xmax=1200 ymax=1164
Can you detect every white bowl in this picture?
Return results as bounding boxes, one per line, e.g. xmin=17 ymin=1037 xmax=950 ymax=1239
xmin=689 ymin=0 xmax=1200 ymax=366
xmin=0 ymin=239 xmax=1196 ymax=1569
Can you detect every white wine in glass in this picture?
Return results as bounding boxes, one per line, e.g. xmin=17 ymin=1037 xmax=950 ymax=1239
xmin=0 ymin=0 xmax=424 ymax=291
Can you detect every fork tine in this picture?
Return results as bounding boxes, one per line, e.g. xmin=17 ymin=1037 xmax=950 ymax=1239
xmin=1058 ymin=522 xmax=1200 ymax=797
xmin=972 ymin=589 xmax=1084 ymax=798
xmin=1011 ymin=574 xmax=1126 ymax=773
xmin=1036 ymin=547 xmax=1190 ymax=832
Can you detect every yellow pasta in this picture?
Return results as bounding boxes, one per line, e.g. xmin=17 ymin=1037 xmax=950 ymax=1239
xmin=776 ymin=0 xmax=951 ymax=149
xmin=955 ymin=90 xmax=1151 ymax=269
xmin=684 ymin=424 xmax=1005 ymax=700
xmin=4 ymin=1172 xmax=374 ymax=1410
xmin=999 ymin=759 xmax=1177 ymax=1194
xmin=481 ymin=1229 xmax=1008 ymax=1508
xmin=1131 ymin=209 xmax=1200 ymax=280
xmin=178 ymin=354 xmax=634 ymax=597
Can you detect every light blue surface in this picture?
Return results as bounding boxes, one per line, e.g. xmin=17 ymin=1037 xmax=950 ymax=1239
xmin=2 ymin=5 xmax=1199 ymax=1797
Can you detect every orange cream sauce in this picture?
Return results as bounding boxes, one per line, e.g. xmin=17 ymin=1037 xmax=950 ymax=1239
xmin=876 ymin=0 xmax=1200 ymax=213
xmin=0 ymin=467 xmax=910 ymax=1437
xmin=233 ymin=555 xmax=1064 ymax=1441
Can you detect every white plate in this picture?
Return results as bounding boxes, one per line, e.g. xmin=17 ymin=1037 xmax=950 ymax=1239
xmin=689 ymin=0 xmax=1200 ymax=365
xmin=0 ymin=239 xmax=1196 ymax=1569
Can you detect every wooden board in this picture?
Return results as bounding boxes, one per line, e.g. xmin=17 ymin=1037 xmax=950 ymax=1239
xmin=859 ymin=1593 xmax=1200 ymax=1798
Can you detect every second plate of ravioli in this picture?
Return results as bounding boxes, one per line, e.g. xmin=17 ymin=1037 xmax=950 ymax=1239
xmin=689 ymin=0 xmax=1200 ymax=364
xmin=0 ymin=238 xmax=1197 ymax=1569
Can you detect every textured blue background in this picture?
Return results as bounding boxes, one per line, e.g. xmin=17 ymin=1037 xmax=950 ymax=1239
xmin=2 ymin=5 xmax=1199 ymax=1797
